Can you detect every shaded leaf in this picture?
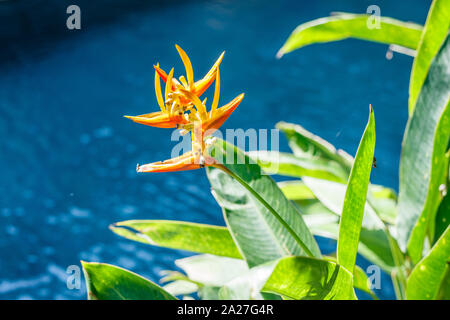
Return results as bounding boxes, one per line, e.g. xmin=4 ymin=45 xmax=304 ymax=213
xmin=397 ymin=35 xmax=450 ymax=262
xmin=219 ymin=262 xmax=277 ymax=300
xmin=207 ymin=139 xmax=321 ymax=268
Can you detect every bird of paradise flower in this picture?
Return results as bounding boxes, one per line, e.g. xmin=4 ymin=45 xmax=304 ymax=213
xmin=124 ymin=45 xmax=244 ymax=172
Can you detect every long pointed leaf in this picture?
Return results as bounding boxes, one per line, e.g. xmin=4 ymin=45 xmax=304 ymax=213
xmin=337 ymin=106 xmax=376 ymax=273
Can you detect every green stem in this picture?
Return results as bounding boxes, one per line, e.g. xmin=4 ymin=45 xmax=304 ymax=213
xmin=215 ymin=164 xmax=315 ymax=258
xmin=386 ymin=230 xmax=407 ymax=300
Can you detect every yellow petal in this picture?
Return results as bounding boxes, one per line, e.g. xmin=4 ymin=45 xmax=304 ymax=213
xmin=175 ymin=44 xmax=194 ymax=89
xmin=179 ymin=88 xmax=207 ymax=120
xmin=165 ymin=68 xmax=174 ymax=102
xmin=179 ymin=75 xmax=188 ymax=89
xmin=210 ymin=68 xmax=220 ymax=118
xmin=204 ymin=51 xmax=225 ymax=80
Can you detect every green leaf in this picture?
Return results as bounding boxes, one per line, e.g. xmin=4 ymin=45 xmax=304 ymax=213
xmin=434 ymin=192 xmax=450 ymax=243
xmin=409 ymin=0 xmax=450 ymax=114
xmin=278 ymin=180 xmax=315 ymax=200
xmin=262 ymin=257 xmax=356 ymax=300
xmin=110 ymin=220 xmax=242 ymax=259
xmin=434 ymin=151 xmax=450 ymax=243
xmin=406 ymin=226 xmax=450 ymax=299
xmin=436 ymin=264 xmax=450 ymax=299
xmin=162 ymin=255 xmax=250 ymax=300
xmin=302 ymin=177 xmax=394 ymax=273
xmin=277 ymin=13 xmax=423 ymax=58
xmin=352 ymin=265 xmax=376 ymax=299
xmin=218 ymin=262 xmax=277 ymax=300
xmin=397 ymin=35 xmax=450 ymax=262
xmin=324 ymin=256 xmax=378 ymax=299
xmin=81 ymin=262 xmax=176 ymax=300
xmin=173 ymin=254 xmax=248 ymax=287
xmin=207 ymin=139 xmax=321 ymax=267
xmin=367 ymin=184 xmax=398 ymax=225
xmin=276 ymin=121 xmax=353 ymax=172
xmin=163 ymin=280 xmax=198 ymax=297
xmin=337 ymin=106 xmax=376 ymax=273
xmin=249 ymin=150 xmax=347 ymax=183
xmin=276 ymin=121 xmax=397 ymax=224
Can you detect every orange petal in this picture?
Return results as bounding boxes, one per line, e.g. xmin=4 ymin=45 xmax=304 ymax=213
xmin=137 ymin=151 xmax=201 ymax=173
xmin=124 ymin=112 xmax=177 ymax=128
xmin=154 ymin=65 xmax=180 ymax=90
xmin=193 ymin=51 xmax=225 ymax=97
xmin=203 ymin=93 xmax=244 ymax=134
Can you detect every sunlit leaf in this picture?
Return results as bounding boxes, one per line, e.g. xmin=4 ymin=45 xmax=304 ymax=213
xmin=81 ymin=262 xmax=176 ymax=300
xmin=174 ymin=254 xmax=248 ymax=288
xmin=406 ymin=226 xmax=450 ymax=299
xmin=263 ymin=256 xmax=356 ymax=300
xmin=277 ymin=13 xmax=423 ymax=58
xmin=110 ymin=220 xmax=242 ymax=259
xmin=409 ymin=0 xmax=450 ymax=113
xmin=337 ymin=106 xmax=376 ymax=273
xmin=302 ymin=177 xmax=394 ymax=273
xmin=249 ymin=150 xmax=347 ymax=183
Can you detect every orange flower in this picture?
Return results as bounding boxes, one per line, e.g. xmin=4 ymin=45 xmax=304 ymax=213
xmin=124 ymin=67 xmax=191 ymax=128
xmin=179 ymin=68 xmax=245 ymax=135
xmin=126 ymin=46 xmax=244 ymax=173
xmin=154 ymin=45 xmax=225 ymax=104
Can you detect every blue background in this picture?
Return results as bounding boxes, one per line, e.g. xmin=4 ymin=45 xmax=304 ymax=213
xmin=0 ymin=0 xmax=427 ymax=299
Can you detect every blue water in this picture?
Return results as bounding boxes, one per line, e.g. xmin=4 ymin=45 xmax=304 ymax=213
xmin=0 ymin=0 xmax=428 ymax=299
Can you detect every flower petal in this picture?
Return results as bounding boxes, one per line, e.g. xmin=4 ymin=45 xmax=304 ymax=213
xmin=137 ymin=151 xmax=201 ymax=173
xmin=210 ymin=68 xmax=220 ymax=117
xmin=203 ymin=93 xmax=244 ymax=134
xmin=175 ymin=45 xmax=194 ymax=89
xmin=193 ymin=51 xmax=225 ymax=97
xmin=154 ymin=64 xmax=166 ymax=112
xmin=124 ymin=112 xmax=177 ymax=128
